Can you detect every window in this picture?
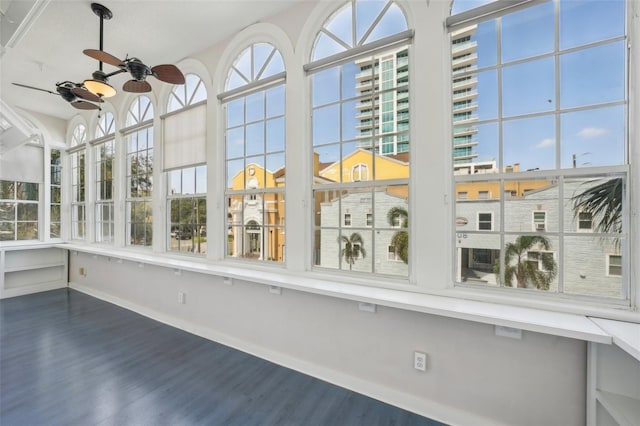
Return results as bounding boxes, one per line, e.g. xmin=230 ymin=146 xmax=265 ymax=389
xmin=450 ymin=0 xmax=628 ymax=301
xmin=477 ymin=212 xmax=492 ymax=231
xmin=69 ymin=124 xmax=86 ymax=240
xmin=164 ymin=76 xmax=207 ymax=254
xmin=93 ymin=112 xmax=115 ymax=243
xmin=607 ymin=254 xmax=622 ymax=277
xmin=458 ymin=191 xmax=468 ymax=200
xmin=310 ymin=0 xmax=410 ymax=276
xmin=527 ymin=251 xmax=555 ymax=273
xmin=168 ymin=166 xmax=207 ymax=255
xmin=478 ymin=190 xmax=489 ymax=199
xmin=50 ymin=149 xmax=61 ymax=238
xmin=388 ymin=245 xmax=401 ymax=261
xmin=533 ymin=211 xmax=546 ymax=232
xmin=222 ymin=43 xmax=285 ymax=263
xmin=124 ymin=97 xmax=154 ymax=247
xmin=577 ymin=211 xmax=593 ymax=232
xmin=366 ymin=213 xmax=373 ymax=227
xmin=0 ymin=180 xmax=38 ymax=241
xmin=352 ymin=163 xmax=369 ymax=182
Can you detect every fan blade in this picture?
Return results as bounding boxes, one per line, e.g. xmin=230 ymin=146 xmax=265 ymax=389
xmin=71 ymin=87 xmax=104 ymax=103
xmin=123 ymin=80 xmax=152 ymax=93
xmin=83 ymin=49 xmax=125 ymax=67
xmin=151 ymin=64 xmax=185 ymax=84
xmin=71 ymin=100 xmax=100 ymax=110
xmin=12 ymin=82 xmax=58 ymax=96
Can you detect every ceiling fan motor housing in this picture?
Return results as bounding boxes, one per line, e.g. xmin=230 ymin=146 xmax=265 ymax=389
xmin=56 ymin=83 xmax=76 ymax=102
xmin=127 ymin=59 xmax=152 ymax=81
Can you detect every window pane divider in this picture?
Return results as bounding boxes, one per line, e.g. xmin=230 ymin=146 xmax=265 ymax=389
xmin=447 ymin=0 xmax=548 ymax=31
xmin=119 ymin=119 xmax=153 ymax=135
xmin=312 ymin=178 xmax=409 ymax=191
xmin=304 ymin=30 xmax=414 ymax=74
xmin=159 ymin=99 xmax=207 ymax=120
xmin=66 ymin=143 xmax=87 ymax=154
xmin=454 ymin=165 xmax=627 ymax=183
xmin=217 ymin=72 xmax=286 ymax=102
xmin=89 ymin=135 xmax=115 ymax=147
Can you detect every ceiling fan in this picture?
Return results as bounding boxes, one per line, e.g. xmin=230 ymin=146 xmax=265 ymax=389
xmin=82 ymin=3 xmax=185 ymax=96
xmin=11 ymin=82 xmax=103 ymax=110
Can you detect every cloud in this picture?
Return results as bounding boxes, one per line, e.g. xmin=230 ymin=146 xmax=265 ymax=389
xmin=534 ymin=138 xmax=555 ymax=149
xmin=578 ymin=127 xmax=607 ymax=138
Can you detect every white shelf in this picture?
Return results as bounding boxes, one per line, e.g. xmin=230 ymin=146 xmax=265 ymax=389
xmin=596 ymin=390 xmax=640 ymax=426
xmin=4 ymin=262 xmax=66 ymax=273
xmin=591 ymin=318 xmax=640 ymax=362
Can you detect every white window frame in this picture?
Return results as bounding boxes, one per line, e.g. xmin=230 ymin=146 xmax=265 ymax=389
xmin=606 ymin=254 xmax=622 ymax=277
xmin=532 ymin=210 xmax=546 ymax=232
xmin=477 ymin=212 xmax=492 ymax=231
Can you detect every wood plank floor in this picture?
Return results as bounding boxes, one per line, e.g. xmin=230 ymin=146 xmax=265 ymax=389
xmin=1 ymin=289 xmax=444 ymax=426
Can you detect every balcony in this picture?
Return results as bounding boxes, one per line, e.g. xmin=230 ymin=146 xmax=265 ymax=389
xmin=453 ymin=138 xmax=478 ymax=148
xmin=451 ymin=40 xmax=477 ymax=57
xmin=452 ymin=90 xmax=478 ymax=103
xmin=452 ymin=102 xmax=478 ymax=113
xmin=452 ymin=53 xmax=477 ymax=68
xmin=452 ymin=115 xmax=478 ymax=126
xmin=452 ymin=77 xmax=478 ymax=91
xmin=453 ymin=126 xmax=478 ymax=137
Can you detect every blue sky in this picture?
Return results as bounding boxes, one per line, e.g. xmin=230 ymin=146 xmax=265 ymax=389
xmin=468 ymin=0 xmax=626 ymax=171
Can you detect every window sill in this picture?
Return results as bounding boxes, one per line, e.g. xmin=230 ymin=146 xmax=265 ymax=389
xmin=57 ymin=242 xmax=634 ymax=344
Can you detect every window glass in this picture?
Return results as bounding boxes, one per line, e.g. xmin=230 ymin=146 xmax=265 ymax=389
xmin=125 ymin=97 xmax=155 ymax=247
xmin=311 ymin=1 xmax=409 ymax=277
xmin=451 ymin=0 xmax=628 ymax=301
xmin=224 ymin=43 xmax=286 ymax=264
xmin=0 ymin=180 xmax=38 ymax=241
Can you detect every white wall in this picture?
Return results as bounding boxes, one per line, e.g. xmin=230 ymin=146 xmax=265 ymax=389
xmin=70 ymin=252 xmax=586 ymax=426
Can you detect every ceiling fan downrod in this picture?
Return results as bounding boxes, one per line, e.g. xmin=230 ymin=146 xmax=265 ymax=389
xmin=90 ymin=3 xmax=113 ymax=72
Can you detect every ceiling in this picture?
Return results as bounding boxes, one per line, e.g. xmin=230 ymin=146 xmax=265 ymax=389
xmin=0 ymin=0 xmax=304 ymax=122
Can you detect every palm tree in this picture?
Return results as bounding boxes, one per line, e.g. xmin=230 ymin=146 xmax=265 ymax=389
xmin=572 ymin=178 xmax=623 ymax=235
xmin=339 ymin=232 xmax=366 ymax=270
xmin=387 ymin=206 xmax=408 ymax=264
xmin=502 ymin=235 xmax=557 ymax=290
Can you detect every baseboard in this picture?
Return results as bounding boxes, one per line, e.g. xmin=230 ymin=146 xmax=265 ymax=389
xmin=69 ymin=281 xmax=504 ymax=426
xmin=1 ymin=281 xmax=66 ymax=299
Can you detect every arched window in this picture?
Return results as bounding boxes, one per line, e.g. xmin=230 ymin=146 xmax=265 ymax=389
xmin=221 ymin=43 xmax=286 ymax=263
xmin=309 ymin=0 xmax=410 ymax=276
xmin=123 ymin=97 xmax=154 ymax=247
xmin=449 ymin=0 xmax=629 ymax=302
xmin=69 ymin=124 xmax=87 ymax=240
xmin=165 ymin=75 xmax=207 ymax=255
xmin=93 ymin=112 xmax=116 ymax=243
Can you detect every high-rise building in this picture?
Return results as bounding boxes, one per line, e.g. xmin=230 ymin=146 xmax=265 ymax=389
xmin=355 ymin=47 xmax=409 ymax=156
xmin=354 ymin=27 xmax=478 ymax=162
xmin=451 ymin=25 xmax=478 ymax=164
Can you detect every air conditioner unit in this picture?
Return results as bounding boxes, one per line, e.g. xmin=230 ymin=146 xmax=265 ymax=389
xmin=535 ymin=223 xmax=545 ymax=231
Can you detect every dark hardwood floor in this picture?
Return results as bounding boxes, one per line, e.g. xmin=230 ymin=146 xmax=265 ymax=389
xmin=1 ymin=289 xmax=444 ymax=426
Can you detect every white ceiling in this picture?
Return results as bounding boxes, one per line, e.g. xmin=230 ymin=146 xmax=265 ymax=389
xmin=0 ymin=0 xmax=304 ymax=121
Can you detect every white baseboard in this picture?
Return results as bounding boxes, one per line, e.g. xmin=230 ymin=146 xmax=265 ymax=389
xmin=69 ymin=281 xmax=504 ymax=426
xmin=1 ymin=281 xmax=66 ymax=299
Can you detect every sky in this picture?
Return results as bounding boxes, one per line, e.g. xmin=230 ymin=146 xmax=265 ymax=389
xmin=223 ymin=0 xmax=627 ymax=186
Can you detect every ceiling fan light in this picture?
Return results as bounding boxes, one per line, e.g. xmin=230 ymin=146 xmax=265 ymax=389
xmin=84 ymin=79 xmax=116 ymax=98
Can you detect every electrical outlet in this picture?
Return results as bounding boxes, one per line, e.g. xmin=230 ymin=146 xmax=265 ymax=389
xmin=495 ymin=325 xmax=522 ymax=340
xmin=178 ymin=292 xmax=186 ymax=304
xmin=269 ymin=286 xmax=282 ymax=295
xmin=358 ymin=302 xmax=376 ymax=313
xmin=79 ymin=267 xmax=87 ymax=277
xmin=414 ymin=351 xmax=427 ymax=371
